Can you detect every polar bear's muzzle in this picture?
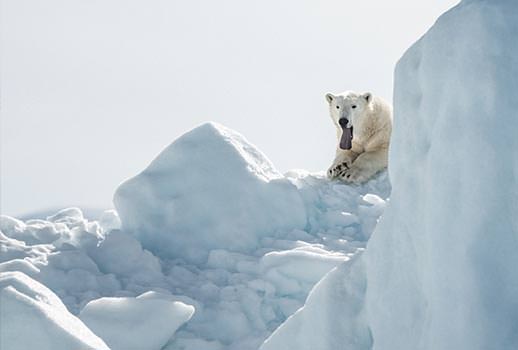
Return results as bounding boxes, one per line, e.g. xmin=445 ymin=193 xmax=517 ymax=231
xmin=338 ymin=118 xmax=353 ymax=150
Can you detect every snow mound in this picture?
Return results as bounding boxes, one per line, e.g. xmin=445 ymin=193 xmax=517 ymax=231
xmin=114 ymin=122 xmax=307 ymax=263
xmin=80 ymin=292 xmax=195 ymax=350
xmin=0 ymin=271 xmax=109 ymax=350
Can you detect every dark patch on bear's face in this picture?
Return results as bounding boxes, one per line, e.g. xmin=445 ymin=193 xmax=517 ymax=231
xmin=339 ymin=124 xmax=353 ymax=150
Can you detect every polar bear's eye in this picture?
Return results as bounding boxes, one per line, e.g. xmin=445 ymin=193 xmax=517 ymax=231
xmin=352 ymin=105 xmax=357 ymax=109
xmin=336 ymin=106 xmax=340 ymax=109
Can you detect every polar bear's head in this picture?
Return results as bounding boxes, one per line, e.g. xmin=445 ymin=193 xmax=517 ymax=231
xmin=325 ymin=91 xmax=372 ymax=150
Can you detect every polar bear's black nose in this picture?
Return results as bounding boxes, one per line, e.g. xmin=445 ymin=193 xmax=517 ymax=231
xmin=338 ymin=118 xmax=349 ymax=127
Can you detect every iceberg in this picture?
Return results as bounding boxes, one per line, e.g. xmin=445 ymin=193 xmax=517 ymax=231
xmin=366 ymin=1 xmax=518 ymax=348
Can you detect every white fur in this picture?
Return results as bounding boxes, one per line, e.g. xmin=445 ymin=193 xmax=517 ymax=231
xmin=326 ymin=91 xmax=392 ymax=184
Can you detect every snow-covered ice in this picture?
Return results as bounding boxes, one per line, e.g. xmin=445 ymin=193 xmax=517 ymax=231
xmin=0 ymin=122 xmax=389 ymax=349
xmin=260 ymin=255 xmax=371 ymax=350
xmin=114 ymin=122 xmax=307 ymax=264
xmin=79 ymin=292 xmax=194 ymax=350
xmin=0 ymin=271 xmax=109 ymax=350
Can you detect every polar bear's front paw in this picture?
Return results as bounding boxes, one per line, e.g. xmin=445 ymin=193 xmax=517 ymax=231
xmin=340 ymin=166 xmax=368 ymax=184
xmin=327 ymin=162 xmax=351 ymax=179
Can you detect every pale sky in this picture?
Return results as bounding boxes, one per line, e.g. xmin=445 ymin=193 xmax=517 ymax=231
xmin=1 ymin=0 xmax=459 ymax=216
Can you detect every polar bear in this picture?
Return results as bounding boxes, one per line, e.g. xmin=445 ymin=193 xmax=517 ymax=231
xmin=326 ymin=91 xmax=392 ymax=184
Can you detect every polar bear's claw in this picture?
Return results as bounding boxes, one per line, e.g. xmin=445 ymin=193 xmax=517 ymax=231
xmin=340 ymin=166 xmax=367 ymax=184
xmin=328 ymin=162 xmax=350 ymax=179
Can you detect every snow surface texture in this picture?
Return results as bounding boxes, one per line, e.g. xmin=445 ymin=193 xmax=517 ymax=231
xmin=0 ymin=271 xmax=109 ymax=350
xmin=80 ymin=292 xmax=194 ymax=350
xmin=263 ymin=1 xmax=518 ymax=349
xmin=0 ymin=122 xmax=390 ymax=350
xmin=261 ymin=255 xmax=372 ymax=350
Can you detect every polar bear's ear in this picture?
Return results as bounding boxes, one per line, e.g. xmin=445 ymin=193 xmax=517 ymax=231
xmin=325 ymin=93 xmax=335 ymax=104
xmin=362 ymin=92 xmax=372 ymax=103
